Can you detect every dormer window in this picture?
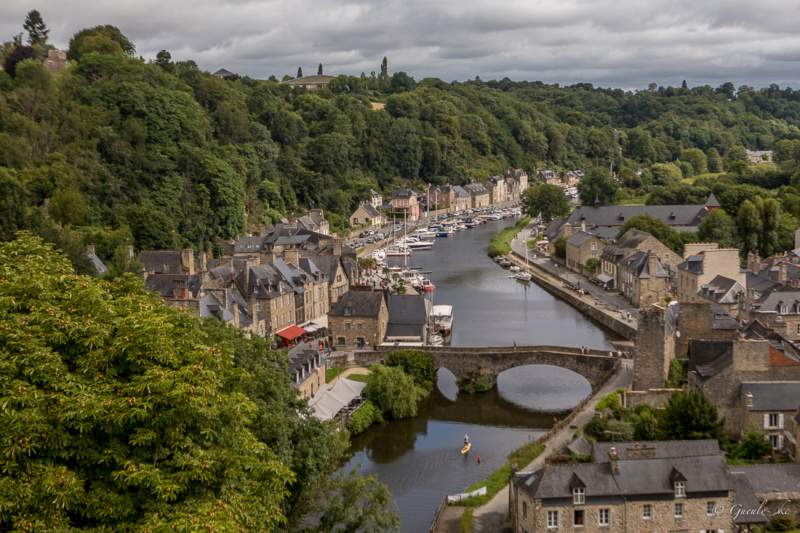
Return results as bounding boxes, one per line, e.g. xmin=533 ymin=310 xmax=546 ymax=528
xmin=674 ymin=481 xmax=685 ymax=497
xmin=781 ymin=305 xmax=789 ymax=314
xmin=573 ymin=487 xmax=585 ymax=504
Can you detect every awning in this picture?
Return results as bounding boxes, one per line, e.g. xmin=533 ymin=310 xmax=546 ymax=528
xmin=309 ymin=378 xmax=367 ymax=421
xmin=300 ymin=315 xmax=328 ymax=332
xmin=276 ymin=325 xmax=307 ymax=341
xmin=596 ymin=273 xmax=613 ymax=283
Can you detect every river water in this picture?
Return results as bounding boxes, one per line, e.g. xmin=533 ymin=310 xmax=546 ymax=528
xmin=339 ymin=218 xmax=618 ymax=532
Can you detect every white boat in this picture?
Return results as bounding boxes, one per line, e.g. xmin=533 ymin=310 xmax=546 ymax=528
xmin=515 ymin=272 xmax=533 ymax=282
xmin=397 ymin=237 xmax=434 ymax=250
xmin=385 ymin=247 xmax=412 ymax=256
xmin=415 ymin=277 xmax=435 ymax=292
xmin=510 ymin=265 xmax=521 ymax=273
xmin=431 ymin=304 xmax=454 ymax=335
xmin=429 ymin=333 xmax=444 ymax=347
xmin=413 ymin=229 xmax=437 ymax=239
xmin=499 ymin=259 xmax=512 ymax=267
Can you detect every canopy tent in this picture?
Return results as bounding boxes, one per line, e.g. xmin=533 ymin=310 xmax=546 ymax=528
xmin=276 ymin=325 xmax=306 ymax=341
xmin=300 ymin=315 xmax=328 ymax=334
xmin=309 ymin=378 xmax=366 ymax=421
xmin=596 ymin=273 xmax=613 ymax=284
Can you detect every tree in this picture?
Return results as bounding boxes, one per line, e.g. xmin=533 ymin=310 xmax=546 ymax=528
xmin=67 ymin=25 xmax=135 ymax=62
xmin=578 ymin=166 xmax=619 ymax=206
xmin=706 ymin=147 xmax=723 ymax=173
xmin=681 ymin=148 xmax=708 ymax=175
xmin=723 ymin=145 xmax=749 ymax=174
xmin=659 ymin=390 xmax=725 ymax=440
xmin=317 ymin=63 xmax=323 ymax=75
xmin=737 ymin=199 xmax=762 ymax=254
xmin=522 ymin=183 xmax=570 ymax=222
xmin=296 ymin=467 xmax=400 ymax=533
xmin=364 ymin=365 xmax=417 ymax=419
xmin=2 ymin=45 xmax=37 ymax=78
xmin=385 ymin=350 xmax=435 ymax=391
xmin=697 ymin=209 xmax=738 ymax=248
xmin=0 ymin=234 xmax=295 ymax=531
xmin=649 ymin=163 xmax=682 ymax=187
xmin=389 ymin=71 xmax=416 ymax=93
xmin=297 ymin=66 xmax=303 ymax=78
xmin=736 ymin=427 xmax=772 ymax=460
xmin=48 ymin=188 xmax=86 ymax=226
xmin=552 ymin=234 xmax=567 ymax=260
xmin=154 ymin=49 xmax=174 ymax=72
xmin=23 ymin=10 xmax=49 ymax=46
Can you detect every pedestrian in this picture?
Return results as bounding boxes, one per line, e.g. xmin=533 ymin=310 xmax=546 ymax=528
xmin=477 ymin=456 xmax=481 ymax=464
xmin=580 ymin=346 xmax=584 ymax=354
xmin=513 ymin=341 xmax=517 ymax=351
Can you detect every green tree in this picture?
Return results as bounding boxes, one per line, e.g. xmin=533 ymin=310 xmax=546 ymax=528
xmin=697 ymin=209 xmax=739 ymax=248
xmin=0 ymin=234 xmax=294 ymax=531
xmin=659 ymin=390 xmax=725 ymax=440
xmin=2 ymin=45 xmax=37 ymax=78
xmin=364 ymin=365 xmax=417 ymax=419
xmin=385 ymin=350 xmax=435 ymax=391
xmin=67 ymin=25 xmax=135 ymax=62
xmin=297 ymin=66 xmax=303 ymax=78
xmin=0 ymin=169 xmax=29 ymax=241
xmin=723 ymin=145 xmax=749 ymax=173
xmin=48 ymin=188 xmax=86 ymax=227
xmin=736 ymin=427 xmax=772 ymax=460
xmin=706 ymin=147 xmax=723 ymax=173
xmin=123 ymin=205 xmax=178 ymax=251
xmin=23 ymin=10 xmax=49 ymax=47
xmin=522 ymin=182 xmax=570 ymax=222
xmin=681 ymin=148 xmax=708 ymax=175
xmin=317 ymin=63 xmax=323 ymax=75
xmin=737 ymin=199 xmax=763 ymax=254
xmin=297 ymin=467 xmax=400 ymax=533
xmin=552 ymin=234 xmax=567 ymax=259
xmin=649 ymin=163 xmax=683 ymax=187
xmin=578 ymin=166 xmax=619 ymax=206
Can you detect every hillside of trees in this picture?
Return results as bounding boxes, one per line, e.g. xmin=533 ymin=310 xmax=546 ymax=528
xmin=4 ymin=15 xmax=800 ymax=268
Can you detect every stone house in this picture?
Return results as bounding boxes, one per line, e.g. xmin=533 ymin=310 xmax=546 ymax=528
xmin=559 ymin=198 xmax=714 ymax=235
xmin=748 ymin=285 xmax=800 ymax=342
xmin=43 ymin=49 xmax=68 ymax=73
xmin=428 ymin=184 xmax=455 ymax=211
xmin=563 ymin=170 xmax=584 ymax=188
xmin=617 ymin=250 xmax=672 ymax=308
xmin=537 ymin=169 xmax=560 ymax=186
xmin=391 ymin=189 xmax=420 ymax=221
xmin=140 ymin=249 xmax=197 ymax=275
xmin=485 ymin=175 xmax=508 ymax=204
xmin=505 ymin=177 xmax=521 ymax=202
xmin=696 ymin=275 xmax=746 ymax=318
xmin=301 ymin=254 xmax=349 ymax=305
xmin=565 ymin=231 xmax=604 ymax=274
xmin=507 ymin=168 xmax=528 ymax=192
xmin=464 ymin=182 xmax=490 ymax=208
xmin=509 ymin=440 xmax=763 ymax=533
xmin=599 ymin=229 xmax=677 ymax=289
xmin=369 ymin=189 xmax=382 ymax=209
xmin=329 ymin=291 xmax=388 ymax=349
xmin=349 ymin=202 xmax=385 ymax=228
xmin=452 ymin=185 xmax=471 ymax=212
xmin=676 ymin=246 xmax=744 ymax=304
xmin=385 ymin=294 xmax=429 ymax=345
xmin=746 ymin=150 xmax=773 ymax=164
xmin=288 ymin=346 xmax=325 ymax=399
xmin=296 ymin=209 xmax=330 ymax=235
xmin=741 ymin=382 xmax=800 ymax=451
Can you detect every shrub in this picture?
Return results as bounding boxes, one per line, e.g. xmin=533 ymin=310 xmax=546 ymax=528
xmin=767 ymin=514 xmax=797 ymax=531
xmin=595 ymin=391 xmax=620 ymax=411
xmin=385 ymin=349 xmax=435 ymax=391
xmin=347 ymin=400 xmax=383 ymax=435
xmin=474 ymin=377 xmax=489 ymax=392
xmin=585 ymin=417 xmax=609 ymax=439
xmin=604 ymin=421 xmax=634 ymax=442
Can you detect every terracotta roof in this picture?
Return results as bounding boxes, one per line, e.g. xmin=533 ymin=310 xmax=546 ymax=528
xmin=769 ymin=346 xmax=800 ymax=366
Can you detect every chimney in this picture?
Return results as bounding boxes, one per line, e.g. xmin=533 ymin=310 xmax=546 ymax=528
xmin=232 ymin=300 xmax=240 ymax=328
xmin=581 ymin=219 xmax=586 ymax=232
xmin=594 ymin=195 xmax=600 ymax=208
xmin=181 ymin=249 xmax=195 ymax=275
xmin=608 ymin=447 xmax=621 ymax=475
xmin=285 ymin=249 xmax=300 ymax=266
xmin=172 ymin=279 xmax=188 ymax=299
xmin=746 ymin=391 xmax=753 ymax=407
xmin=126 ymin=245 xmax=135 ymax=264
xmin=200 ymin=252 xmax=208 ymax=272
xmin=779 ymin=263 xmax=787 ymax=285
xmin=244 ymin=258 xmax=258 ymax=291
xmin=250 ymin=295 xmax=258 ymax=320
xmin=87 ymin=244 xmax=96 ymax=255
xmin=647 ymin=250 xmax=658 ymax=278
xmin=333 ymin=240 xmax=342 ymax=256
xmin=261 ymin=249 xmax=275 ymax=265
xmin=747 ymin=251 xmax=756 ymax=272
xmin=259 ymin=224 xmax=267 ymax=237
xmin=564 ymin=222 xmax=572 ymax=238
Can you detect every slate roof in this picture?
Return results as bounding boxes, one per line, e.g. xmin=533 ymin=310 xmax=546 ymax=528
xmin=370 ymin=189 xmax=381 ymax=197
xmin=566 ymin=231 xmax=599 ymax=247
xmin=543 ymin=219 xmax=566 ymax=240
xmin=140 ymin=251 xmax=184 ymax=274
xmin=302 ymin=255 xmax=343 ymax=283
xmin=729 ymin=464 xmax=800 ymax=495
xmin=87 ymin=251 xmax=107 ymax=275
xmin=698 ymin=275 xmax=745 ymax=304
xmin=199 ymin=293 xmax=235 ymax=322
xmin=453 ymin=185 xmax=470 ymax=198
xmin=742 ymin=382 xmax=800 ymax=411
xmin=565 ymin=203 xmax=709 ymax=229
xmin=391 ymin=189 xmax=415 ymax=200
xmin=593 ymin=440 xmax=721 ymax=461
xmin=760 ymin=260 xmax=800 ymax=283
xmin=752 ymin=285 xmax=800 ymax=314
xmin=619 ymin=251 xmax=670 ymax=279
xmin=464 ymin=183 xmax=489 ymax=195
xmin=585 ymin=227 xmax=619 ymax=240
xmin=355 ymin=203 xmax=382 ymax=218
xmin=688 ymin=340 xmax=732 ymax=375
xmin=329 ymin=292 xmax=385 ymax=317
xmin=712 ymin=305 xmax=741 ymax=330
xmin=213 ymin=68 xmax=234 ymax=77
xmin=145 ymin=274 xmax=201 ymax=299
xmin=729 ymin=472 xmax=768 ymax=524
xmin=567 ymin=435 xmax=592 ymax=456
xmin=385 ymin=323 xmax=425 ymax=338
xmin=388 ymin=295 xmax=427 ymax=325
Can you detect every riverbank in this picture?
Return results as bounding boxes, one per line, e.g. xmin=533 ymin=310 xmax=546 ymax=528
xmin=487 ymin=216 xmax=531 ymax=257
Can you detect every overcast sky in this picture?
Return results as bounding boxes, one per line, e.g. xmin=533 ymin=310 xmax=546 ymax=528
xmin=4 ymin=0 xmax=800 ymax=91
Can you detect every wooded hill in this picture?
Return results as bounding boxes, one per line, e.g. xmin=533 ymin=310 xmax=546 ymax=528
xmin=4 ymin=23 xmax=800 ymax=271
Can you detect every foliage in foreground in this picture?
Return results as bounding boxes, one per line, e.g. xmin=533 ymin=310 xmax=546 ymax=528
xmin=347 ymin=400 xmax=384 ymax=435
xmin=384 ymin=349 xmax=436 ymax=391
xmin=0 ymin=234 xmax=294 ymax=531
xmin=364 ymin=365 xmax=418 ymax=419
xmin=659 ymin=390 xmax=725 ymax=440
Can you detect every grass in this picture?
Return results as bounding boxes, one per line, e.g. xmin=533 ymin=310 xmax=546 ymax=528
xmin=618 ymin=199 xmax=646 ymax=206
xmin=325 ymin=367 xmax=344 ymax=383
xmin=345 ymin=373 xmax=368 ymax=383
xmin=488 ymin=217 xmax=531 ymax=257
xmin=452 ymin=440 xmax=546 ymax=508
xmin=458 ymin=508 xmax=474 ymax=532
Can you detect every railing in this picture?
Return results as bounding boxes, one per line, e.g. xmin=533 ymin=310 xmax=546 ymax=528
xmin=429 ymin=495 xmax=449 ymax=533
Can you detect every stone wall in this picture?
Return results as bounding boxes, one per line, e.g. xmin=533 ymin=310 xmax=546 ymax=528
xmin=633 ymin=308 xmax=673 ymax=391
xmin=624 ymin=388 xmax=683 ymax=408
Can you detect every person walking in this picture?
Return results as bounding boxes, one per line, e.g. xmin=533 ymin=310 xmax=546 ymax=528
xmin=513 ymin=341 xmax=517 ymax=351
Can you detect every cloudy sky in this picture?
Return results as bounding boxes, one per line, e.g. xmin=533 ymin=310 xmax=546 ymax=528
xmin=3 ymin=0 xmax=800 ymax=90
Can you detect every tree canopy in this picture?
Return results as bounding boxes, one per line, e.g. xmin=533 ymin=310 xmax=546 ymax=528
xmin=659 ymin=390 xmax=725 ymax=441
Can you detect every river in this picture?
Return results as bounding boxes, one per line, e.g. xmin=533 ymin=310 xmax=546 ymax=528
xmin=339 ymin=217 xmax=618 ymax=532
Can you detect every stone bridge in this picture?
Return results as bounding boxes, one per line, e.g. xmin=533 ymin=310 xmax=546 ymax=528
xmin=354 ymin=345 xmax=623 ymax=390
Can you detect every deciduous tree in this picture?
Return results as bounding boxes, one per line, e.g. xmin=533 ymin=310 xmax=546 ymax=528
xmin=659 ymin=390 xmax=725 ymax=440
xmin=521 ymin=182 xmax=570 ymax=222
xmin=364 ymin=365 xmax=417 ymax=419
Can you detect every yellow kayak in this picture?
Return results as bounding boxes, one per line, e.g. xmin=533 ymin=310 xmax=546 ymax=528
xmin=461 ymin=443 xmax=471 ymax=454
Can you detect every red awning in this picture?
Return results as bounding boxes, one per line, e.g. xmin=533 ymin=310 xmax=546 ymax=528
xmin=276 ymin=325 xmax=307 ymax=341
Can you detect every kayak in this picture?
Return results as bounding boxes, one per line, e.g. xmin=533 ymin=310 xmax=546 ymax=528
xmin=461 ymin=443 xmax=472 ymax=454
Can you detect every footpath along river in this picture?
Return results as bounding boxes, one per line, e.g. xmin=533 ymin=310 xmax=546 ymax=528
xmin=339 ymin=218 xmax=620 ymax=532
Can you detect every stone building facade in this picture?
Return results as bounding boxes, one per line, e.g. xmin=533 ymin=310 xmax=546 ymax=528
xmin=677 ymin=246 xmax=744 ymax=304
xmin=565 ymin=231 xmax=604 ymax=274
xmin=328 ymin=291 xmax=388 ymax=349
xmin=617 ymin=251 xmax=671 ymax=308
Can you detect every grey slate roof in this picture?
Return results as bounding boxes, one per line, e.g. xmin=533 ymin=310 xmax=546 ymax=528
xmin=388 ymin=295 xmax=427 ymax=325
xmin=585 ymin=227 xmax=619 ymax=240
xmin=706 ymin=192 xmax=721 ymax=208
xmin=729 ymin=464 xmax=800 ymax=495
xmin=87 ymin=251 xmax=107 ymax=275
xmin=677 ymin=254 xmax=705 ymax=274
xmin=357 ymin=203 xmax=382 ymax=218
xmin=746 ymin=271 xmax=781 ymax=294
xmin=688 ymin=340 xmax=733 ymax=375
xmin=752 ymin=285 xmax=800 ymax=314
xmin=712 ymin=305 xmax=741 ymax=329
xmin=140 ymin=251 xmax=184 ymax=274
xmin=464 ymin=183 xmax=488 ymax=195
xmin=566 ymin=231 xmax=599 ymax=247
xmin=619 ymin=251 xmax=670 ymax=279
xmin=145 ymin=274 xmax=201 ymax=299
xmin=199 ymin=293 xmax=235 ymax=322
xmin=453 ymin=185 xmax=470 ymax=198
xmin=329 ymin=292 xmax=384 ymax=317
xmin=567 ymin=435 xmax=592 ymax=455
xmin=729 ymin=473 xmax=768 ymax=524
xmin=565 ymin=203 xmax=709 ymax=229
xmin=698 ymin=275 xmax=745 ymax=304
xmin=392 ymin=189 xmax=415 ymax=200
xmin=593 ymin=440 xmax=721 ymax=461
xmin=742 ymin=382 xmax=800 ymax=411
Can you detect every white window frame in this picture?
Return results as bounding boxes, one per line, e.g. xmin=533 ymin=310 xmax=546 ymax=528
xmin=573 ymin=487 xmax=585 ymax=504
xmin=780 ymin=304 xmax=789 ymax=314
xmin=674 ymin=481 xmax=685 ymax=497
xmin=547 ymin=510 xmax=559 ymax=528
xmin=642 ymin=504 xmax=651 ymax=519
xmin=598 ymin=508 xmax=609 ymax=526
xmin=674 ymin=502 xmax=683 ymax=518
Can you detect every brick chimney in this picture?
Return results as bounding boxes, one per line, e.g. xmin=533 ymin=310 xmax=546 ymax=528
xmin=259 ymin=224 xmax=267 ymax=237
xmin=333 ymin=239 xmax=342 ymax=256
xmin=564 ymin=222 xmax=572 ymax=238
xmin=200 ymin=251 xmax=208 ymax=272
xmin=126 ymin=245 xmax=135 ymax=264
xmin=581 ymin=219 xmax=586 ymax=232
xmin=779 ymin=262 xmax=787 ymax=285
xmin=172 ymin=279 xmax=189 ymax=299
xmin=232 ymin=300 xmax=240 ymax=328
xmin=181 ymin=249 xmax=195 ymax=275
xmin=608 ymin=447 xmax=621 ymax=475
xmin=647 ymin=250 xmax=658 ymax=278
xmin=284 ymin=249 xmax=300 ymax=266
xmin=250 ymin=295 xmax=258 ymax=321
xmin=87 ymin=244 xmax=96 ymax=255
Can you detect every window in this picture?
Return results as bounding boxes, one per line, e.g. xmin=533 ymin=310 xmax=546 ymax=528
xmin=573 ymin=509 xmax=584 ymax=526
xmin=674 ymin=502 xmax=683 ymax=518
xmin=337 ymin=337 xmax=345 ymax=346
xmin=345 ymin=323 xmax=351 ymax=331
xmin=674 ymin=481 xmax=685 ymax=497
xmin=797 ymin=323 xmax=800 ymax=335
xmin=357 ymin=323 xmax=364 ymax=331
xmin=337 ymin=275 xmax=342 ymax=282
xmin=573 ymin=487 xmax=585 ymax=504
xmin=642 ymin=504 xmax=651 ymax=519
xmin=547 ymin=510 xmax=558 ymax=528
xmin=522 ymin=501 xmax=527 ymax=520
xmin=591 ymin=243 xmax=597 ymax=251
xmin=598 ymin=508 xmax=609 ymax=526
xmin=780 ymin=304 xmax=789 ymax=314
xmin=707 ymin=501 xmax=716 ymax=516
xmin=768 ymin=413 xmax=780 ymax=428
xmin=665 ymin=253 xmax=670 ymax=260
